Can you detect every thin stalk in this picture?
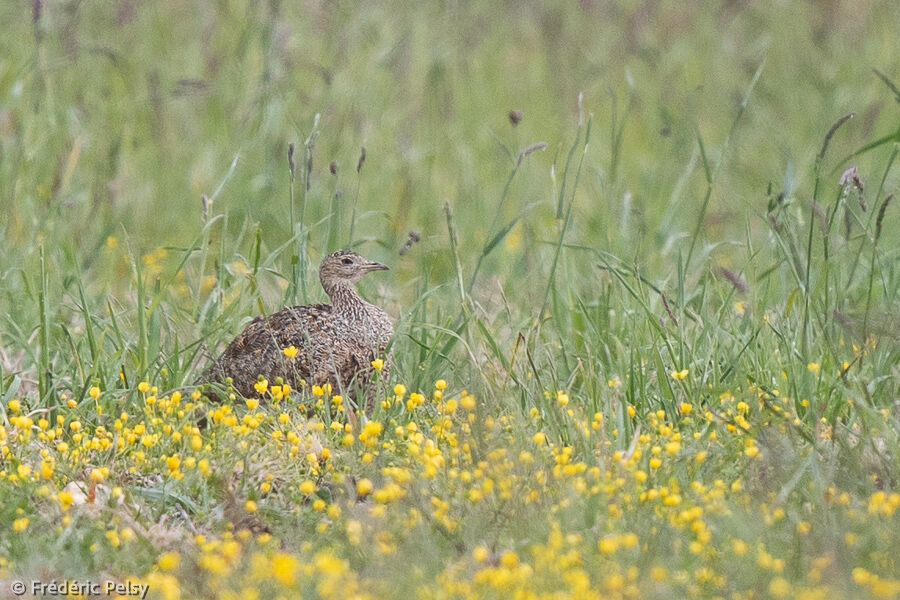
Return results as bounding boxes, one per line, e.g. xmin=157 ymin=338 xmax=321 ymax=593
xmin=863 ymin=192 xmax=894 ymax=341
xmin=38 ymin=245 xmax=51 ymax=404
xmin=348 ymin=147 xmax=366 ymax=247
xmin=288 ymin=142 xmax=298 ymax=305
xmin=299 ymin=116 xmax=320 ymax=304
xmin=804 ymin=113 xmax=855 ymax=357
xmin=467 ymin=141 xmax=546 ymax=294
xmin=685 ymin=60 xmax=764 ymax=271
xmin=540 ymin=117 xmax=591 ymax=318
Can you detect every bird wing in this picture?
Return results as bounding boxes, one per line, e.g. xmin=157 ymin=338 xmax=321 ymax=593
xmin=210 ymin=303 xmax=356 ymax=391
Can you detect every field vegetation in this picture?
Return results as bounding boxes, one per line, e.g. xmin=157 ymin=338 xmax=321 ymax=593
xmin=1 ymin=2 xmax=899 ymax=598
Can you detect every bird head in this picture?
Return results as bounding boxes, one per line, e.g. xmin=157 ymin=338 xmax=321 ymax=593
xmin=319 ymin=249 xmax=389 ymax=289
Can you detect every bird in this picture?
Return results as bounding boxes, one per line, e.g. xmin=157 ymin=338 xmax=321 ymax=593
xmin=198 ymin=249 xmax=393 ymax=414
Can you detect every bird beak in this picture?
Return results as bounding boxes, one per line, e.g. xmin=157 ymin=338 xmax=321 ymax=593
xmin=365 ymin=261 xmax=389 ymax=272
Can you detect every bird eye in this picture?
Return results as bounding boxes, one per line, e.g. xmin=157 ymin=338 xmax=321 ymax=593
xmin=341 ymin=258 xmax=353 ymax=265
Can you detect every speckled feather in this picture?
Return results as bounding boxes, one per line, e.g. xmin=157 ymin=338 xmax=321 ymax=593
xmin=199 ymin=250 xmax=393 ymax=414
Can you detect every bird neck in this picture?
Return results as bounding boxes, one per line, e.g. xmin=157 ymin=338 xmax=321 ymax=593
xmin=325 ymin=281 xmax=367 ymax=313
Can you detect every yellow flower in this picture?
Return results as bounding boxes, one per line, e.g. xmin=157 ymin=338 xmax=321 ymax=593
xmin=393 ymin=384 xmax=407 ymax=396
xmin=598 ymin=537 xmax=618 ymax=555
xmin=244 ymin=500 xmax=258 ymax=513
xmin=8 ymin=399 xmax=21 ymax=412
xmin=371 ymin=358 xmax=384 ymax=372
xmin=58 ymin=490 xmax=74 ymax=510
xmin=499 ymin=551 xmax=519 ymax=568
xmin=166 ymin=456 xmax=181 ymax=472
xmin=556 ymin=391 xmax=569 ymax=406
xmin=671 ymin=369 xmax=689 ymax=380
xmin=299 ymin=480 xmax=316 ymax=495
xmin=679 ymin=402 xmax=692 ymax=415
xmin=254 ymin=379 xmax=268 ymax=395
xmin=271 ymin=552 xmax=300 ymax=586
xmin=472 ymin=546 xmax=490 ymax=563
xmin=346 ymin=520 xmax=363 ymax=546
xmin=768 ymin=577 xmax=791 ymax=598
xmin=356 ymin=478 xmax=374 ymax=497
xmin=283 ymin=346 xmax=299 ymax=359
xmin=12 ymin=517 xmax=29 ymax=532
xmin=435 ymin=379 xmax=447 ymax=390
xmin=807 ymin=362 xmax=821 ymax=374
xmin=89 ymin=386 xmax=101 ymax=400
xmin=138 ymin=381 xmax=150 ymax=393
xmin=157 ymin=551 xmax=180 ymax=572
xmin=246 ymin=398 xmax=259 ymax=410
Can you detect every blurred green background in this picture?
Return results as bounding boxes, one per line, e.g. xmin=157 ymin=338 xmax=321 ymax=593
xmin=0 ymin=1 xmax=898 ymax=397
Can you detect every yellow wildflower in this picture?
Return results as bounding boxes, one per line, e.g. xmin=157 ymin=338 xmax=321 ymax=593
xmin=157 ymin=552 xmax=180 ymax=572
xmin=272 ymin=552 xmax=300 ymax=586
xmin=58 ymin=490 xmax=74 ymax=510
xmin=357 ymin=478 xmax=374 ymax=497
xmin=254 ymin=379 xmax=268 ymax=395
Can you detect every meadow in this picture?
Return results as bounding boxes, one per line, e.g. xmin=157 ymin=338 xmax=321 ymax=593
xmin=1 ymin=2 xmax=899 ymax=598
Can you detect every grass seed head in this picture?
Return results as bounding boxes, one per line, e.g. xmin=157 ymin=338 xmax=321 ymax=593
xmin=875 ymin=193 xmax=893 ymax=241
xmin=287 ymin=143 xmax=295 ymax=182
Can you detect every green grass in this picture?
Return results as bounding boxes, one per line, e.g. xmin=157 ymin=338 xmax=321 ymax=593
xmin=1 ymin=2 xmax=899 ymax=598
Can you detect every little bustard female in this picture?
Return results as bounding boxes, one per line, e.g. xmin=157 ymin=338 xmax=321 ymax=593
xmin=200 ymin=249 xmax=393 ymax=414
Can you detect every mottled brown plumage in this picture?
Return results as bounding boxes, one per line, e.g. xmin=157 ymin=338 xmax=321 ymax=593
xmin=199 ymin=250 xmax=393 ymax=414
